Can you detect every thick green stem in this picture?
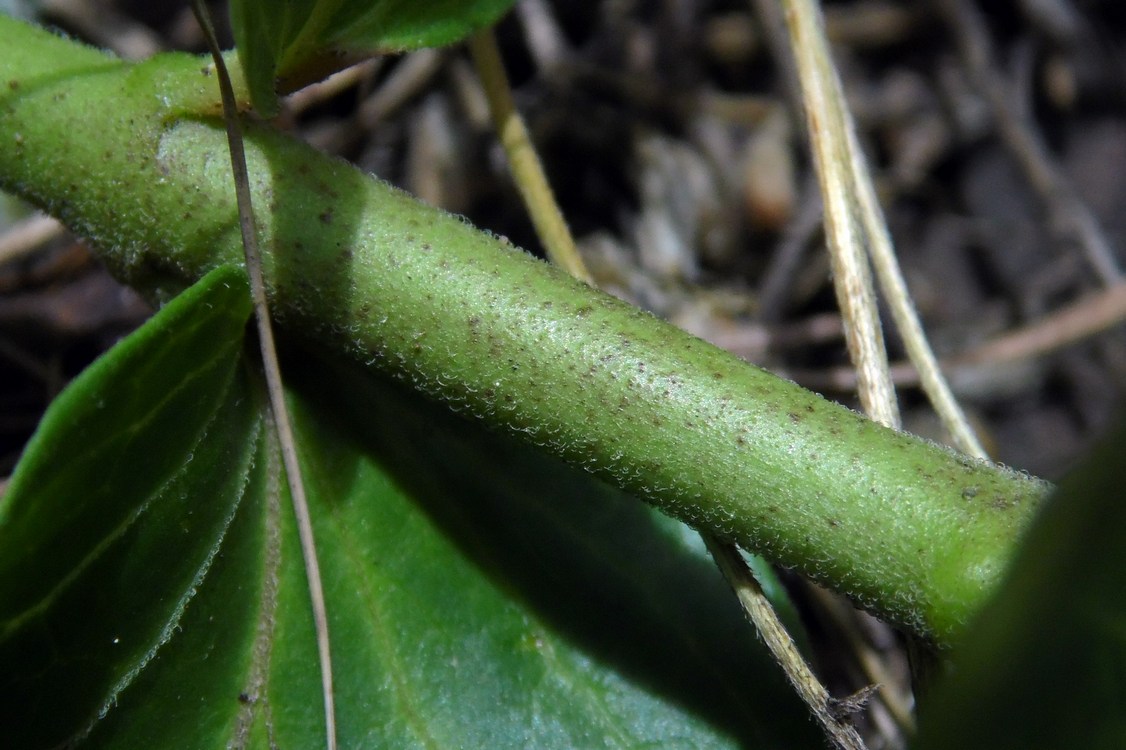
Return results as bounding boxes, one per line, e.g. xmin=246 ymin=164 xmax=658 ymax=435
xmin=0 ymin=16 xmax=1049 ymax=647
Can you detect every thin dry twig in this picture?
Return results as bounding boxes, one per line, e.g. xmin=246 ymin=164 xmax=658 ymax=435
xmin=781 ymin=0 xmax=898 ymax=431
xmin=947 ymin=282 xmax=1126 ymax=369
xmin=516 ymin=0 xmax=572 ymax=73
xmin=285 ymin=58 xmax=382 ymax=115
xmin=705 ymin=539 xmax=869 ymax=750
xmin=468 ymin=29 xmax=593 ymax=283
xmin=807 ymin=282 xmax=1126 ymax=392
xmin=190 ymin=4 xmax=336 ymax=749
xmin=751 ymin=2 xmax=921 ymax=742
xmin=779 ymin=0 xmax=988 ymax=735
xmin=845 ymin=122 xmax=987 ymax=458
xmin=359 ymin=47 xmax=445 ymax=127
xmin=806 ymin=585 xmax=916 ymax=734
xmin=775 ymin=0 xmax=985 ymax=459
xmin=756 ymin=174 xmax=824 ymax=322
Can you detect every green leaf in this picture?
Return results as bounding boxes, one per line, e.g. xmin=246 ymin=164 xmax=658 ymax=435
xmin=0 ymin=264 xmax=256 ymax=748
xmin=0 ymin=269 xmax=819 ymax=747
xmin=230 ymin=0 xmax=517 ymax=114
xmin=914 ymin=417 xmax=1126 ymax=750
xmin=273 ymin=350 xmax=822 ymax=748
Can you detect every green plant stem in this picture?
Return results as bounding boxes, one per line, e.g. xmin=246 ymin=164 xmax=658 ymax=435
xmin=781 ymin=0 xmax=967 ymax=715
xmin=468 ymin=34 xmax=856 ymax=746
xmin=0 ymin=15 xmax=1049 ymax=648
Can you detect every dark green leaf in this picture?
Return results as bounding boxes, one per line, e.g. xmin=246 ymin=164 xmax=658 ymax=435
xmin=0 ymin=264 xmax=255 ymax=748
xmin=271 ymin=349 xmax=821 ymax=748
xmin=0 ymin=268 xmax=819 ymax=747
xmin=230 ymin=0 xmax=517 ymax=114
xmin=914 ymin=417 xmax=1126 ymax=750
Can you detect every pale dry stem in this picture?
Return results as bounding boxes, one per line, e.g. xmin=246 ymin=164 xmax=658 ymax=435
xmin=468 ymin=29 xmax=593 ymax=284
xmin=705 ymin=538 xmax=869 ymax=750
xmin=781 ymin=0 xmax=899 ymax=430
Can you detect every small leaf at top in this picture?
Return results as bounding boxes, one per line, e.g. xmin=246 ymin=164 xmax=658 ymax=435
xmin=230 ymin=0 xmax=517 ymax=115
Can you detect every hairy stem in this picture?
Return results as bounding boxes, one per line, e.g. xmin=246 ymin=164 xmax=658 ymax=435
xmin=470 ymin=31 xmax=858 ymax=746
xmin=0 ymin=16 xmax=1049 ymax=647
